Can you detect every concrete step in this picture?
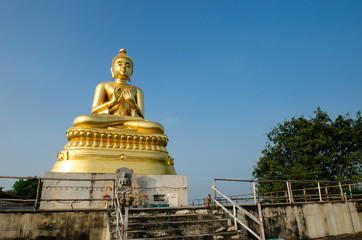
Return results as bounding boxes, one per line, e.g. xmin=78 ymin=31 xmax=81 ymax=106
xmin=128 ymin=213 xmax=224 ymax=223
xmin=112 ymin=232 xmax=248 ymax=240
xmin=108 ymin=207 xmax=251 ymax=240
xmin=129 ymin=232 xmax=249 ymax=239
xmin=127 ymin=219 xmax=230 ymax=231
xmin=127 ymin=206 xmax=220 ymax=217
xmin=109 ymin=214 xmax=225 ymax=226
xmin=127 ymin=229 xmax=246 ymax=239
xmin=109 ymin=218 xmax=237 ymax=239
xmin=110 ymin=224 xmax=236 ymax=238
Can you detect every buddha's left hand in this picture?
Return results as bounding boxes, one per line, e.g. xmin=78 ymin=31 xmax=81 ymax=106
xmin=123 ymin=89 xmax=138 ymax=111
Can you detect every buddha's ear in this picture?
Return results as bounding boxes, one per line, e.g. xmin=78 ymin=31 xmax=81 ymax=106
xmin=110 ymin=66 xmax=115 ymax=78
xmin=128 ymin=69 xmax=134 ymax=82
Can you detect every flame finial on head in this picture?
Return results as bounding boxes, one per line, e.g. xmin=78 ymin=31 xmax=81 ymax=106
xmin=119 ymin=48 xmax=127 ymax=54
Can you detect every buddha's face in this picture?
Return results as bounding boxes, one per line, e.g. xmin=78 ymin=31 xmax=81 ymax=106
xmin=111 ymin=58 xmax=133 ymax=80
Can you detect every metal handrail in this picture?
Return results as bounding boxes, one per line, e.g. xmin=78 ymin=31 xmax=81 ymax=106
xmin=212 ymin=178 xmax=361 ymax=205
xmin=114 ymin=188 xmax=128 ymax=240
xmin=212 ymin=185 xmax=265 ymax=240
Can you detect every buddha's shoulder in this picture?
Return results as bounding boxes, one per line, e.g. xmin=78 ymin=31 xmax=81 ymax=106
xmin=94 ymin=82 xmax=115 ymax=90
xmin=96 ymin=82 xmax=114 ymax=87
xmin=133 ymin=85 xmax=144 ymax=93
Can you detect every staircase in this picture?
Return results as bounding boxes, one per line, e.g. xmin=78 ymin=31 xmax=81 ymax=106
xmin=109 ymin=206 xmax=250 ymax=240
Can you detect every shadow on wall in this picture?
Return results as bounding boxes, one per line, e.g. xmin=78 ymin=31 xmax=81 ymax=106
xmin=137 ymin=177 xmax=156 ymax=189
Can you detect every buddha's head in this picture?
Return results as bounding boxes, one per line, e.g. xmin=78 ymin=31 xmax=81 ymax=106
xmin=111 ymin=49 xmax=134 ymax=81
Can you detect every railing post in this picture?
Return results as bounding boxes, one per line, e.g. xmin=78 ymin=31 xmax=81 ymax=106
xmin=286 ymin=181 xmax=293 ymax=203
xmin=233 ymin=203 xmax=237 ymax=230
xmin=253 ymin=181 xmax=257 ymax=205
xmin=285 ymin=191 xmax=288 ymax=203
xmin=345 ymin=193 xmax=355 ymax=234
xmin=303 ymin=189 xmax=307 ymax=202
xmin=122 ymin=223 xmax=125 ymax=240
xmin=115 ymin=187 xmax=120 ymax=240
xmin=257 ymin=202 xmax=265 ymax=240
xmin=33 ymin=178 xmax=42 ymax=212
xmin=214 ymin=179 xmax=216 ymax=207
xmin=348 ymin=184 xmax=352 ymax=198
xmin=339 ymin=181 xmax=344 ymax=201
xmin=317 ymin=182 xmax=322 ymax=202
xmin=125 ymin=207 xmax=129 ymax=240
xmin=113 ymin=180 xmax=116 ymax=209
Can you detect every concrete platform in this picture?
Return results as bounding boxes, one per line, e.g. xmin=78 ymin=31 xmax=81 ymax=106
xmin=40 ymin=172 xmax=187 ymax=209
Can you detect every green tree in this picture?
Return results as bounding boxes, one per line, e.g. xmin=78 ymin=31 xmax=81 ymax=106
xmin=253 ymin=108 xmax=361 ymax=193
xmin=7 ymin=178 xmax=39 ymax=199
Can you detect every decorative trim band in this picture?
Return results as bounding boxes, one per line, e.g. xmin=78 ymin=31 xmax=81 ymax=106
xmin=64 ymin=127 xmax=169 ymax=153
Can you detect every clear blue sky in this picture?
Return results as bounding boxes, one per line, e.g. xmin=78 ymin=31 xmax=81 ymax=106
xmin=0 ymin=0 xmax=361 ymax=199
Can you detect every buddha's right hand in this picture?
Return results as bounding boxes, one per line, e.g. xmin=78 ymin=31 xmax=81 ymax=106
xmin=111 ymin=86 xmax=122 ymax=104
xmin=105 ymin=87 xmax=121 ymax=113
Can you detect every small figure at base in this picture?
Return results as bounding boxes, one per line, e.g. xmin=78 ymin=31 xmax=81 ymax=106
xmin=205 ymin=194 xmax=212 ymax=208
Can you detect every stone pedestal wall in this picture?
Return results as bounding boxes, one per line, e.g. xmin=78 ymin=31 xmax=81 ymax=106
xmin=40 ymin=172 xmax=187 ymax=209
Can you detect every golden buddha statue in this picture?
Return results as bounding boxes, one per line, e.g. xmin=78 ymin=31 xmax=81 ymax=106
xmin=51 ymin=49 xmax=176 ymax=175
xmin=73 ymin=49 xmax=164 ymax=133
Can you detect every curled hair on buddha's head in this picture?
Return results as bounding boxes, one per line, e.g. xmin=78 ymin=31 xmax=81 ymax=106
xmin=111 ymin=48 xmax=134 ymax=81
xmin=112 ymin=48 xmax=133 ymax=67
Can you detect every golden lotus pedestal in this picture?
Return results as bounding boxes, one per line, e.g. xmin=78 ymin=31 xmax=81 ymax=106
xmin=51 ymin=127 xmax=176 ymax=175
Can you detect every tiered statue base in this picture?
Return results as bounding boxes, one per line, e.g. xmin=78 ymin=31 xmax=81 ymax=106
xmin=51 ymin=127 xmax=176 ymax=175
